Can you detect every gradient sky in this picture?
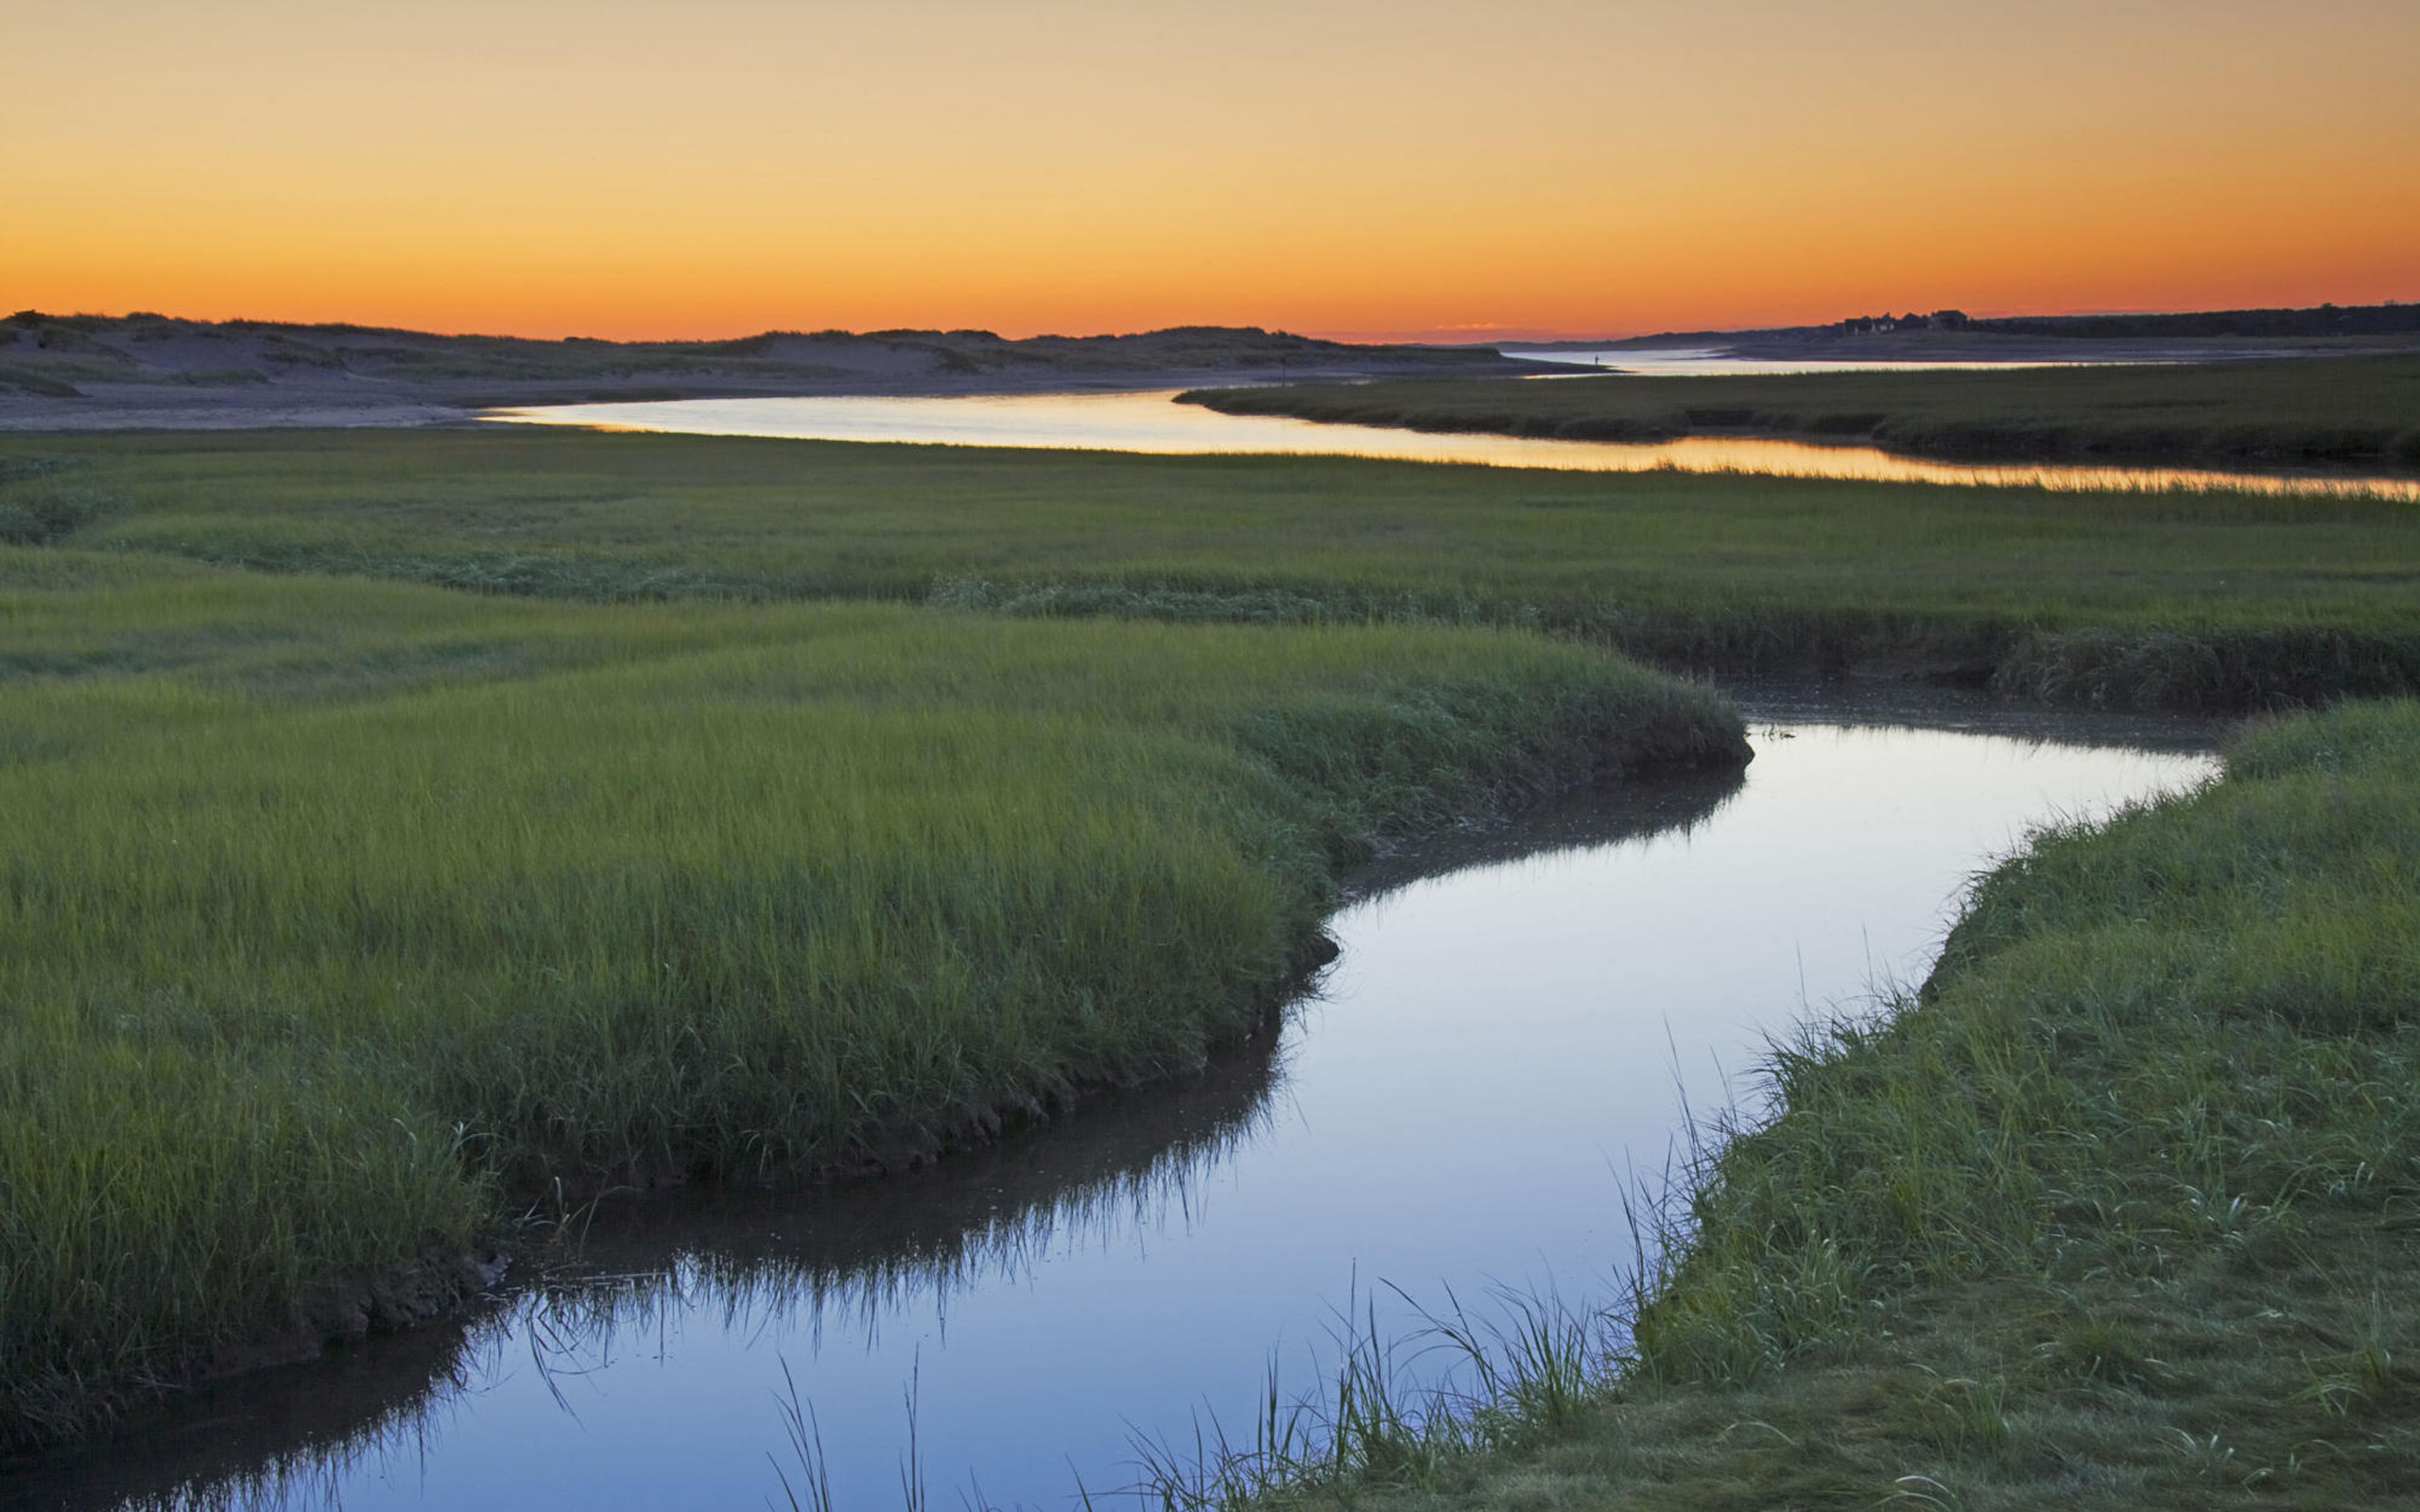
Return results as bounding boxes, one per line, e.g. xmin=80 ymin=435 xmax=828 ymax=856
xmin=7 ymin=0 xmax=2416 ymax=340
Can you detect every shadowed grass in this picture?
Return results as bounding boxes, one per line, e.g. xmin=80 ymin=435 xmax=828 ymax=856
xmin=0 ymin=546 xmax=1743 ymax=1449
xmin=5 ymin=425 xmax=2420 ymax=709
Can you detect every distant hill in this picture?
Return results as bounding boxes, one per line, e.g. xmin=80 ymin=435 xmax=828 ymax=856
xmin=0 ymin=313 xmax=1531 ymax=426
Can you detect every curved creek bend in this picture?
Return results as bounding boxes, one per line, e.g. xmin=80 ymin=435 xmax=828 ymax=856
xmin=5 ymin=687 xmax=2221 ymax=1512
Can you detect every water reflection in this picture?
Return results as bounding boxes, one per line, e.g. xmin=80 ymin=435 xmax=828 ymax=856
xmin=5 ymin=771 xmax=1746 ymax=1512
xmin=5 ymin=702 xmax=2220 ymax=1512
xmin=1499 ymin=345 xmax=2128 ymax=376
xmin=488 ymin=388 xmax=2420 ymax=502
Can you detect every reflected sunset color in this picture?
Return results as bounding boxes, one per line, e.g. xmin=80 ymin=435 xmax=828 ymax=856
xmin=492 ymin=389 xmax=2420 ymax=501
xmin=7 ymin=4 xmax=2417 ymax=1504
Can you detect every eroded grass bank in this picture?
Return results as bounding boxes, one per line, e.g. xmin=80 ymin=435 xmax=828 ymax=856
xmin=0 ymin=547 xmax=1746 ymax=1450
xmin=7 ymin=428 xmax=2420 ymax=710
xmin=1180 ymin=356 xmax=2420 ymax=469
xmin=1201 ymin=699 xmax=2420 ymax=1511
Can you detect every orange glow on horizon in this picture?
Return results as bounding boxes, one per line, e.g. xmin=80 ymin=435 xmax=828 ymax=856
xmin=5 ymin=1 xmax=2415 ymax=342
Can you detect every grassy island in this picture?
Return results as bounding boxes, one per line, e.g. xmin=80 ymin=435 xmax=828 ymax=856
xmin=1179 ymin=356 xmax=2420 ymax=470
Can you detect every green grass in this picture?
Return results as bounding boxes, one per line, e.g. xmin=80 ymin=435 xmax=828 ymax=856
xmin=1187 ymin=698 xmax=2420 ymax=1511
xmin=6 ymin=414 xmax=2417 ymax=1457
xmin=0 ymin=546 xmax=1742 ymax=1449
xmin=8 ymin=425 xmax=2420 ymax=709
xmin=1182 ymin=356 xmax=2420 ymax=468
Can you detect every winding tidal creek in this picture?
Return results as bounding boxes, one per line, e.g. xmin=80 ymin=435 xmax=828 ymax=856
xmin=8 ymin=690 xmax=2220 ymax=1512
xmin=488 ymin=387 xmax=2420 ymax=501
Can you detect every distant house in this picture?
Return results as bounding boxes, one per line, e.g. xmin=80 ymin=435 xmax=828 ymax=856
xmin=1834 ymin=309 xmax=1969 ymax=335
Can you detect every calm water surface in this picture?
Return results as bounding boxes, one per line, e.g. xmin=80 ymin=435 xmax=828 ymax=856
xmin=1498 ymin=345 xmax=2136 ymax=375
xmin=10 ymin=695 xmax=2221 ymax=1512
xmin=488 ymin=387 xmax=2419 ymax=502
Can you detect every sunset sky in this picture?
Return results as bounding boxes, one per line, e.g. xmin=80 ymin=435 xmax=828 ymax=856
xmin=8 ymin=0 xmax=2416 ymax=341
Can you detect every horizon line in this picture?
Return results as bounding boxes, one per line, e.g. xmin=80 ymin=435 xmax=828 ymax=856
xmin=12 ymin=295 xmax=2415 ymax=350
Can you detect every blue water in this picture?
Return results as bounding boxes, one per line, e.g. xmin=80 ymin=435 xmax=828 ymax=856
xmin=7 ymin=693 xmax=2219 ymax=1512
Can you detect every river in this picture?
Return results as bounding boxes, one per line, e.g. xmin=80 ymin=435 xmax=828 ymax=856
xmin=3 ymin=688 xmax=2220 ymax=1512
xmin=485 ymin=387 xmax=2418 ymax=502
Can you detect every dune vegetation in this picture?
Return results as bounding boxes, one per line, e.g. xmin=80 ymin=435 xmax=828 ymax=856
xmin=8 ymin=425 xmax=2420 ymax=711
xmin=0 ymin=311 xmax=1520 ymax=409
xmin=1181 ymin=355 xmax=2420 ymax=469
xmin=1143 ymin=698 xmax=2420 ymax=1511
xmin=0 ymin=544 xmax=1743 ymax=1448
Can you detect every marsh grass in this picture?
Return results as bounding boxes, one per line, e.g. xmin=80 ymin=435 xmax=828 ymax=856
xmin=9 ymin=426 xmax=2418 ymax=709
xmin=9 ymin=419 xmax=2419 ymax=1467
xmin=0 ymin=481 xmax=116 ymax=547
xmin=0 ymin=547 xmax=1741 ymax=1448
xmin=1134 ymin=697 xmax=2420 ymax=1510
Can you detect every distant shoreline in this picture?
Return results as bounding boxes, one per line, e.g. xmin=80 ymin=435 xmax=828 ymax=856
xmin=1504 ymin=333 xmax=2420 ymax=362
xmin=0 ymin=313 xmax=1534 ymax=433
xmin=15 ymin=304 xmax=2420 ymax=435
xmin=0 ymin=369 xmax=1413 ymax=433
xmin=1497 ymin=298 xmax=2420 ymax=361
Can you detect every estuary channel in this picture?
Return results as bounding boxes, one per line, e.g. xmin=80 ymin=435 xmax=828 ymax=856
xmin=490 ymin=387 xmax=2419 ymax=502
xmin=6 ymin=689 xmax=2222 ymax=1512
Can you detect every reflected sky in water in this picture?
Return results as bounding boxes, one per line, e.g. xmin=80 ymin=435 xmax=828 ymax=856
xmin=1499 ymin=346 xmax=2137 ymax=376
xmin=9 ymin=699 xmax=2220 ymax=1512
xmin=489 ymin=387 xmax=2419 ymax=502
